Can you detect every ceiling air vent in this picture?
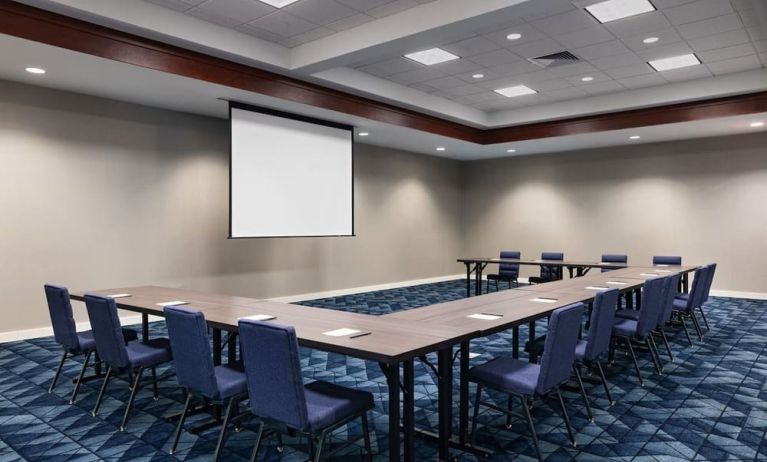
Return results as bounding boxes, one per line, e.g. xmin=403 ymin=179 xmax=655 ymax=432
xmin=528 ymin=51 xmax=580 ymax=68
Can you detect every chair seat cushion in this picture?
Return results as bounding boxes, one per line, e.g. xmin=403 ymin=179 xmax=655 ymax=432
xmin=304 ymin=380 xmax=374 ymax=432
xmin=469 ymin=357 xmax=540 ymax=395
xmin=615 ymin=309 xmax=640 ymax=321
xmin=75 ymin=328 xmax=137 ymax=353
xmin=213 ymin=364 xmax=247 ymax=400
xmin=574 ymin=340 xmax=587 ymax=362
xmin=673 ymin=298 xmax=688 ymax=311
xmin=126 ymin=338 xmax=172 ymax=368
xmin=612 ymin=319 xmax=638 ymax=337
xmin=486 ymin=274 xmax=517 ymax=281
xmin=675 ymin=293 xmax=689 ymax=301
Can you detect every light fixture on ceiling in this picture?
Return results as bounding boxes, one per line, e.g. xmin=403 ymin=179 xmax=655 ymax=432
xmin=581 ymin=76 xmax=594 ymax=82
xmin=629 ymin=135 xmax=641 ymax=140
xmin=404 ymin=48 xmax=460 ymax=66
xmin=358 ymin=132 xmax=369 ymax=136
xmin=643 ymin=36 xmax=659 ymax=44
xmin=494 ymin=85 xmax=537 ymax=98
xmin=750 ymin=121 xmax=765 ymax=127
xmin=586 ymin=0 xmax=655 ymax=24
xmin=257 ymin=0 xmax=300 ymax=7
xmin=472 ymin=73 xmax=485 ymax=79
xmin=507 ymin=149 xmax=517 ymax=153
xmin=436 ymin=147 xmax=446 ymax=151
xmin=648 ymin=53 xmax=700 ymax=71
xmin=506 ymin=33 xmax=522 ymax=40
xmin=25 ymin=67 xmax=46 ymax=74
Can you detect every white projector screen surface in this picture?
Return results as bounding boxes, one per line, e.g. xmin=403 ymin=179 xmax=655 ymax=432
xmin=230 ymin=106 xmax=353 ymax=238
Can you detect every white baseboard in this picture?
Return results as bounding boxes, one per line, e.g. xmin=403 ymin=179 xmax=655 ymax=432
xmin=0 ymin=314 xmax=164 ymax=344
xmin=710 ymin=289 xmax=767 ymax=300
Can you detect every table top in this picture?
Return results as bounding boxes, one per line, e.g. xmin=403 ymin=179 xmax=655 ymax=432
xmin=457 ymin=257 xmax=628 ymax=268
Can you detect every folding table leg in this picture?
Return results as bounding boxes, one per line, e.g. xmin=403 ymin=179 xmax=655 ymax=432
xmin=385 ymin=362 xmax=401 ymax=462
xmin=437 ymin=348 xmax=453 ymax=461
xmin=403 ymin=359 xmax=415 ymax=462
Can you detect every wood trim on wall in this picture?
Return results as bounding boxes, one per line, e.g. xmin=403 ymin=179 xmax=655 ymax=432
xmin=3 ymin=0 xmax=767 ymax=146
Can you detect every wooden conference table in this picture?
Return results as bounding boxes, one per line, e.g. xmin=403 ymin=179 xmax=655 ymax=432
xmin=71 ymin=263 xmax=696 ymax=462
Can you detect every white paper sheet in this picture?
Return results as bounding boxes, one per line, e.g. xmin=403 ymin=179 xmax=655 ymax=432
xmin=531 ymin=297 xmax=558 ymax=303
xmin=606 ymin=281 xmax=627 ymax=285
xmin=240 ymin=314 xmax=276 ymax=322
xmin=156 ymin=300 xmax=189 ymax=307
xmin=108 ymin=293 xmax=131 ymax=298
xmin=323 ymin=328 xmax=361 ymax=337
xmin=468 ymin=313 xmax=502 ymax=321
xmin=585 ymin=286 xmax=609 ymax=290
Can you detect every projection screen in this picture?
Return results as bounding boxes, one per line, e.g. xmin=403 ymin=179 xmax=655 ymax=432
xmin=229 ymin=103 xmax=354 ymax=238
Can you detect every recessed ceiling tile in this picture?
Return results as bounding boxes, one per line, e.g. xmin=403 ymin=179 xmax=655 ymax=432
xmin=146 ymin=0 xmax=196 ymax=12
xmin=367 ymin=0 xmax=419 ymax=18
xmin=291 ymin=26 xmax=336 ymax=43
xmin=731 ymin=0 xmax=756 ymax=10
xmin=705 ymin=54 xmax=762 ymax=75
xmin=738 ymin=9 xmax=762 ymax=28
xmin=605 ymin=62 xmax=655 ymax=78
xmin=482 ymin=23 xmax=546 ymax=48
xmin=617 ymin=73 xmax=667 ymax=88
xmin=636 ymin=41 xmax=694 ymax=61
xmin=359 ymin=57 xmax=422 ymax=76
xmin=278 ymin=37 xmax=302 ymax=47
xmin=326 ymin=13 xmax=374 ymax=31
xmin=334 ymin=0 xmax=392 ymax=10
xmin=573 ymin=40 xmax=632 ymax=60
xmin=697 ymin=43 xmax=756 ymax=62
xmin=676 ymin=13 xmax=744 ymax=40
xmin=651 ymin=0 xmax=697 ymax=7
xmin=236 ymin=23 xmax=287 ymax=41
xmin=591 ymin=52 xmax=645 ymax=70
xmin=247 ymin=10 xmax=318 ymax=36
xmin=474 ymin=99 xmax=522 ymax=111
xmin=660 ymin=64 xmax=712 ymax=81
xmin=442 ymin=84 xmax=487 ymax=97
xmin=543 ymin=86 xmax=588 ymax=101
xmin=753 ymin=40 xmax=767 ymax=53
xmin=759 ymin=53 xmax=767 ymax=66
xmin=488 ymin=60 xmax=543 ymax=77
xmin=746 ymin=26 xmax=767 ymax=42
xmin=408 ymin=81 xmax=438 ymax=93
xmin=580 ymin=80 xmax=625 ymax=94
xmin=388 ymin=66 xmax=445 ymax=84
xmin=189 ymin=0 xmax=275 ymax=25
xmin=553 ymin=26 xmax=615 ymax=49
xmin=622 ymin=28 xmax=683 ymax=51
xmin=521 ymin=0 xmax=577 ymax=21
xmin=532 ymin=78 xmax=573 ymax=91
xmin=442 ymin=36 xmax=501 ymax=58
xmin=283 ymin=0 xmax=358 ymax=25
xmin=430 ymin=58 xmax=482 ymax=75
xmin=187 ymin=7 xmax=249 ymax=27
xmin=515 ymin=93 xmax=553 ymax=106
xmin=422 ymin=76 xmax=466 ymax=90
xmin=531 ymin=9 xmax=598 ymax=36
xmin=468 ymin=49 xmax=522 ymax=67
xmin=603 ymin=11 xmax=671 ymax=38
xmin=662 ymin=0 xmax=734 ymax=26
xmin=461 ymin=91 xmax=504 ymax=103
xmin=544 ymin=61 xmax=600 ymax=77
xmin=509 ymin=38 xmax=565 ymax=59
xmin=689 ymin=30 xmax=751 ymax=52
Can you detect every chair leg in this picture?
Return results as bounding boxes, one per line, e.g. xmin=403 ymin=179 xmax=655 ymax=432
xmin=506 ymin=396 xmax=513 ymax=429
xmin=313 ymin=430 xmax=328 ymax=462
xmin=625 ymin=338 xmax=644 ymax=387
xmin=595 ymin=361 xmax=614 ymax=406
xmin=49 ymin=351 xmax=68 ymax=394
xmin=647 ymin=337 xmax=663 ymax=374
xmin=495 ymin=280 xmax=499 ymax=292
xmin=658 ymin=329 xmax=674 ymax=362
xmin=573 ymin=366 xmax=593 ymax=422
xmin=92 ymin=365 xmax=112 ymax=416
xmin=555 ymin=389 xmax=576 ymax=447
xmin=213 ymin=397 xmax=236 ymax=462
xmin=170 ymin=391 xmax=193 ymax=455
xmin=690 ymin=311 xmax=704 ymax=341
xmin=698 ymin=305 xmax=710 ymax=330
xmin=521 ymin=396 xmax=542 ymax=462
xmin=678 ymin=313 xmax=694 ymax=346
xmin=361 ymin=413 xmax=373 ymax=461
xmin=249 ymin=421 xmax=265 ymax=462
xmin=150 ymin=367 xmax=159 ymax=400
xmin=70 ymin=349 xmax=93 ymax=404
xmin=470 ymin=384 xmax=482 ymax=444
xmin=120 ymin=367 xmax=144 ymax=431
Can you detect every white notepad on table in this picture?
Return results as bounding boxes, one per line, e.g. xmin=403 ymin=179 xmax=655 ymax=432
xmin=606 ymin=281 xmax=627 ymax=285
xmin=323 ymin=328 xmax=360 ymax=337
xmin=654 ymin=269 xmax=671 ymax=273
xmin=468 ymin=313 xmax=502 ymax=321
xmin=156 ymin=300 xmax=189 ymax=307
xmin=240 ymin=314 xmax=275 ymax=322
xmin=640 ymin=273 xmax=660 ymax=277
xmin=585 ymin=286 xmax=608 ymax=291
xmin=108 ymin=293 xmax=131 ymax=298
xmin=655 ymin=264 xmax=669 ymax=267
xmin=531 ymin=297 xmax=558 ymax=303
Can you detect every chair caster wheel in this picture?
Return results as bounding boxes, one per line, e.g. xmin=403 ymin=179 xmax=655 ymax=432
xmin=69 ymin=400 xmax=75 ymax=405
xmin=277 ymin=446 xmax=284 ymax=453
xmin=119 ymin=426 xmax=126 ymax=432
xmin=588 ymin=418 xmax=595 ymax=423
xmin=91 ymin=412 xmax=97 ymax=417
xmin=153 ymin=396 xmax=160 ymax=401
xmin=505 ymin=424 xmax=512 ymax=430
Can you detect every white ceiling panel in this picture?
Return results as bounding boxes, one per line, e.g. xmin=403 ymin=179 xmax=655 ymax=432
xmin=531 ymin=9 xmax=597 ymax=36
xmin=706 ymin=54 xmax=762 ymax=75
xmin=698 ymin=43 xmax=756 ymax=63
xmin=553 ymin=26 xmax=615 ymax=49
xmin=676 ymin=13 xmax=745 ymax=40
xmin=663 ymin=0 xmax=734 ymax=26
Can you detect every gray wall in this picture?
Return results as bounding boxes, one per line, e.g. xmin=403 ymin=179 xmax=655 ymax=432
xmin=463 ymin=135 xmax=767 ymax=293
xmin=0 ymin=80 xmax=463 ymax=332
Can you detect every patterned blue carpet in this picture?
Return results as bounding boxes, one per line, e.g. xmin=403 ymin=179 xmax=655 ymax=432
xmin=1 ymin=279 xmax=766 ymax=461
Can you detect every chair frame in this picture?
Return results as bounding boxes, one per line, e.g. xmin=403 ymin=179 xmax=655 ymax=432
xmin=92 ymin=363 xmax=162 ymax=431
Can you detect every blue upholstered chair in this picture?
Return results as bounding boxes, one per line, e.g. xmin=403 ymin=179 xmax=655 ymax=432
xmin=469 ymin=303 xmax=584 ymax=461
xmin=528 ymin=252 xmax=564 ymax=284
xmin=600 ymin=254 xmax=627 ymax=272
xmin=671 ymin=265 xmax=710 ymax=343
xmin=676 ymin=263 xmax=716 ymax=331
xmin=239 ymin=319 xmax=374 ymax=462
xmin=611 ymin=277 xmax=666 ymax=386
xmin=165 ymin=307 xmax=248 ymax=461
xmin=84 ymin=294 xmax=172 ymax=431
xmin=44 ymin=284 xmax=137 ymax=404
xmin=653 ymin=255 xmax=682 ymax=265
xmin=486 ymin=250 xmax=521 ymax=292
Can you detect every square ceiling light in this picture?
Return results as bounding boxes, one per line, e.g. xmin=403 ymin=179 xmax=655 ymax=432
xmin=648 ymin=53 xmax=700 ymax=71
xmin=258 ymin=0 xmax=300 ymax=7
xmin=586 ymin=0 xmax=655 ymax=23
xmin=494 ymin=85 xmax=537 ymax=98
xmin=403 ymin=48 xmax=460 ymax=66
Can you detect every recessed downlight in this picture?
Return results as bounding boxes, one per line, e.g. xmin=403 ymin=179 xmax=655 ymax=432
xmin=358 ymin=132 xmax=369 ymax=136
xmin=581 ymin=76 xmax=594 ymax=82
xmin=506 ymin=33 xmax=522 ymax=41
xmin=257 ymin=0 xmax=300 ymax=7
xmin=648 ymin=54 xmax=700 ymax=71
xmin=472 ymin=73 xmax=485 ymax=79
xmin=586 ymin=0 xmax=655 ymax=24
xmin=25 ymin=67 xmax=46 ymax=74
xmin=507 ymin=149 xmax=517 ymax=153
xmin=436 ymin=147 xmax=446 ymax=151
xmin=750 ymin=121 xmax=765 ymax=128
xmin=643 ymin=37 xmax=659 ymax=44
xmin=494 ymin=85 xmax=537 ymax=98
xmin=629 ymin=135 xmax=641 ymax=140
xmin=404 ymin=48 xmax=460 ymax=66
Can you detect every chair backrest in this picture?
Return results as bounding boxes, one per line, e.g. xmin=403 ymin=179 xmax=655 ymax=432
xmin=84 ymin=294 xmax=130 ymax=368
xmin=658 ymin=273 xmax=681 ymax=326
xmin=44 ymin=284 xmax=80 ymax=351
xmin=600 ymin=254 xmax=627 ymax=272
xmin=536 ymin=303 xmax=584 ymax=394
xmin=583 ymin=289 xmax=619 ymax=360
xmin=636 ymin=277 xmax=664 ymax=336
xmin=164 ymin=306 xmax=218 ymax=398
xmin=539 ymin=252 xmax=564 ymax=280
xmin=688 ymin=265 xmax=711 ymax=309
xmin=653 ymin=255 xmax=682 ymax=265
xmin=702 ymin=263 xmax=717 ymax=303
xmin=499 ymin=250 xmax=521 ymax=276
xmin=239 ymin=319 xmax=308 ymax=431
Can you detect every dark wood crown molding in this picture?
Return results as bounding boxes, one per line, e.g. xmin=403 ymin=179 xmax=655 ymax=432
xmin=3 ymin=0 xmax=767 ymax=147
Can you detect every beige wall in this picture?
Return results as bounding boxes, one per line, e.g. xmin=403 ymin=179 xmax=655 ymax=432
xmin=463 ymin=135 xmax=767 ymax=293
xmin=0 ymin=80 xmax=463 ymax=332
